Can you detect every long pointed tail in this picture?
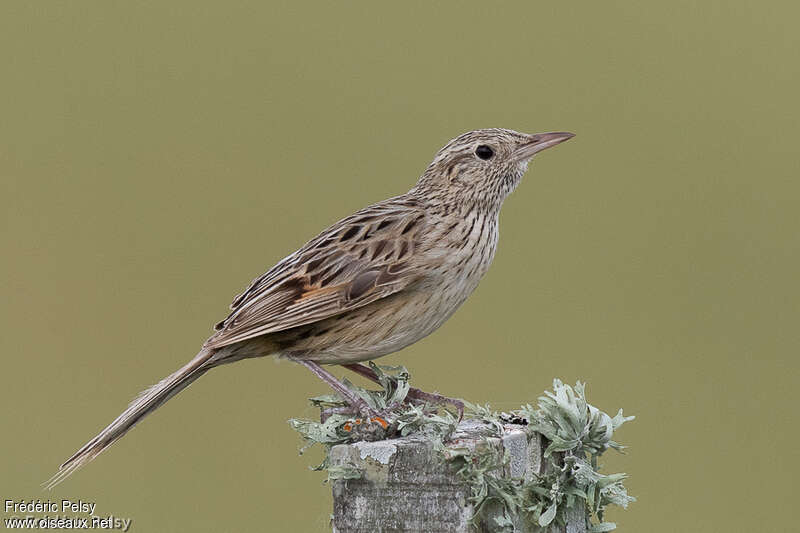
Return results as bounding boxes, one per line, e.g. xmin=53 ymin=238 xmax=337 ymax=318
xmin=45 ymin=348 xmax=216 ymax=489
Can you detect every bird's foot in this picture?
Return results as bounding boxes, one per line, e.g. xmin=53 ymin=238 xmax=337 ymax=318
xmin=319 ymin=400 xmax=397 ymax=430
xmin=341 ymin=363 xmax=464 ymax=421
xmin=320 ymin=405 xmax=357 ymax=423
xmin=407 ymin=388 xmax=464 ymax=421
xmin=296 ymin=358 xmax=395 ymax=427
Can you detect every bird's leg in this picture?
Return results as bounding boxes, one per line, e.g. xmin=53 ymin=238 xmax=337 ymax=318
xmin=409 ymin=389 xmax=465 ymax=422
xmin=341 ymin=363 xmax=404 ymax=413
xmin=342 ymin=363 xmax=464 ymax=421
xmin=293 ymin=359 xmax=379 ymax=419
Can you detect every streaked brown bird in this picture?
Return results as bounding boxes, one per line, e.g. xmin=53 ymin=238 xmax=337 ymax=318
xmin=48 ymin=128 xmax=574 ymax=487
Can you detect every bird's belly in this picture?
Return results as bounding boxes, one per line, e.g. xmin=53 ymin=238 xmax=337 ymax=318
xmin=290 ymin=281 xmax=473 ymax=364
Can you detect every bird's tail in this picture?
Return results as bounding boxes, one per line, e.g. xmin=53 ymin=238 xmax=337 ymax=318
xmin=45 ymin=347 xmax=216 ymax=489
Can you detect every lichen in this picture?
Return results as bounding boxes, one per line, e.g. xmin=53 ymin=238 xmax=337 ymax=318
xmin=287 ymin=362 xmax=458 ymax=454
xmin=454 ymin=380 xmax=635 ymax=532
xmin=288 ymin=368 xmax=634 ymax=531
xmin=352 ymin=441 xmax=397 ymax=464
xmin=287 ymin=362 xmax=458 ymax=480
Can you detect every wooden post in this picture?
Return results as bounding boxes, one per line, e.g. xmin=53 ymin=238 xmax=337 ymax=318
xmin=328 ymin=419 xmax=588 ymax=532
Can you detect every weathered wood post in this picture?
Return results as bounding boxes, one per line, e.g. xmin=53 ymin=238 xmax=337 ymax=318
xmin=289 ymin=376 xmax=632 ymax=532
xmin=328 ymin=419 xmax=588 ymax=533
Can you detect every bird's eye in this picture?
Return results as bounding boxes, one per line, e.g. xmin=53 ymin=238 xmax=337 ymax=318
xmin=475 ymin=145 xmax=494 ymax=160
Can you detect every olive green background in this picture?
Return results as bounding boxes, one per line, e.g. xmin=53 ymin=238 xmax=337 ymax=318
xmin=2 ymin=1 xmax=798 ymax=531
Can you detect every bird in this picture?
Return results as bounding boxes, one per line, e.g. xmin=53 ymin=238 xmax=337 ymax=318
xmin=47 ymin=127 xmax=574 ymax=488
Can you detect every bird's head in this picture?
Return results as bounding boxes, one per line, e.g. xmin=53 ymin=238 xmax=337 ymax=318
xmin=415 ymin=128 xmax=574 ymax=211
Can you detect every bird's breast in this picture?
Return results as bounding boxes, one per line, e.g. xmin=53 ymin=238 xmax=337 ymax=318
xmin=415 ymin=210 xmax=499 ymax=322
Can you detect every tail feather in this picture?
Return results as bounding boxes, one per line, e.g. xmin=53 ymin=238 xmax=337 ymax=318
xmin=45 ymin=348 xmax=215 ymax=489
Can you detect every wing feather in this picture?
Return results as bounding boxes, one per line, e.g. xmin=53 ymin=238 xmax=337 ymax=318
xmin=204 ymin=198 xmax=425 ymax=350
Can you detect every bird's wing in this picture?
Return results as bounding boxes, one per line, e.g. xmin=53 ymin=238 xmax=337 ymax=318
xmin=203 ymin=198 xmax=427 ymax=350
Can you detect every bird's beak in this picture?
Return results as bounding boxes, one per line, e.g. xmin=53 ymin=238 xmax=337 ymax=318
xmin=514 ymin=131 xmax=575 ymax=161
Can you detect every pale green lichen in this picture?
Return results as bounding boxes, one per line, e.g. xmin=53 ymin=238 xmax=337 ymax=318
xmin=455 ymin=379 xmax=635 ymax=532
xmin=287 ymin=363 xmax=458 ymax=480
xmin=288 ymin=369 xmax=634 ymax=531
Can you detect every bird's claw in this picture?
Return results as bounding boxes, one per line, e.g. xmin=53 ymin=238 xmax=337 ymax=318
xmin=406 ymin=388 xmax=464 ymax=421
